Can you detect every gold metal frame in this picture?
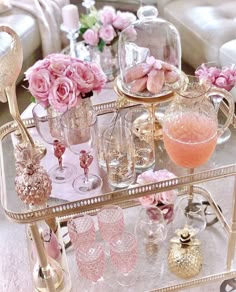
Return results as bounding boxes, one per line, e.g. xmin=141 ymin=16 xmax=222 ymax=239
xmin=1 ymin=100 xmax=236 ymax=291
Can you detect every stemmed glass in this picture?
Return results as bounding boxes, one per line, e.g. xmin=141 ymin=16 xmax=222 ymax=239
xmin=110 ymin=231 xmax=138 ymax=287
xmin=76 ymin=242 xmax=111 ymax=291
xmin=162 ymin=75 xmax=234 ymax=234
xmin=32 ymin=103 xmax=76 ymax=183
xmin=174 ymin=194 xmax=206 ymax=235
xmin=135 ymin=206 xmax=167 ymax=278
xmin=61 ymin=107 xmax=103 ymax=195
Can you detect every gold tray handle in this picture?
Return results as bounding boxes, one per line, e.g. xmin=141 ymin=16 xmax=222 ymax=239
xmin=0 ymin=25 xmax=34 ymax=146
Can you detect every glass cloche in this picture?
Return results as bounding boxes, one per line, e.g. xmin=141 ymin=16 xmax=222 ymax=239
xmin=118 ymin=5 xmax=182 ymax=99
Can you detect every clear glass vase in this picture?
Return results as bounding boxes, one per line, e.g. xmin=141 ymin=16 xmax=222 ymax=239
xmin=88 ymin=41 xmax=119 ymax=81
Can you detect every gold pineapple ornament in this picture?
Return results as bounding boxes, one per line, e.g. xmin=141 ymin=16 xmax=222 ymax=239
xmin=168 ymin=227 xmax=202 ymax=279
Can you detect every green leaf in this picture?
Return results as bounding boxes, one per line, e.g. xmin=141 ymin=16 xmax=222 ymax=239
xmin=80 ymin=27 xmax=88 ymax=35
xmin=80 ymin=14 xmax=97 ymax=28
xmin=31 ymin=96 xmax=36 ymax=103
xmin=98 ymin=39 xmax=106 ymax=52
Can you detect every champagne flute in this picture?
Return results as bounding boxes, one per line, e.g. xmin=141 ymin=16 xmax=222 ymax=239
xmin=32 ymin=103 xmax=76 ymax=184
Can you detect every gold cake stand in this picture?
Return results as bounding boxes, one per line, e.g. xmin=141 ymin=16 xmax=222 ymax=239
xmin=113 ymin=73 xmax=185 ymax=140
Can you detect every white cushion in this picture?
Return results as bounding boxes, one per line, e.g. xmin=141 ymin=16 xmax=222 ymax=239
xmin=162 ymin=0 xmax=236 ymax=68
xmin=0 ymin=0 xmax=11 ymax=14
xmin=0 ymin=7 xmax=41 ymax=61
xmin=220 ymin=39 xmax=236 ymax=67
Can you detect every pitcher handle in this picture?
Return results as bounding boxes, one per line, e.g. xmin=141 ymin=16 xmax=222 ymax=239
xmin=206 ymin=86 xmax=235 ymax=137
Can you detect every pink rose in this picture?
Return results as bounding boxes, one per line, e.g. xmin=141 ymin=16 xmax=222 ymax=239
xmin=83 ymin=29 xmax=99 ymax=46
xmin=68 ymin=61 xmax=95 ymax=94
xmin=49 ymin=76 xmax=80 ymax=112
xmin=215 ymin=68 xmax=235 ymax=91
xmin=99 ymin=6 xmax=116 ymax=25
xmin=99 ymin=24 xmax=116 ymax=44
xmin=137 ymin=169 xmax=159 ymax=185
xmin=137 ymin=169 xmax=178 ymax=207
xmin=113 ymin=11 xmax=136 ymax=31
xmin=90 ymin=63 xmax=107 ymax=91
xmin=139 ymin=194 xmax=156 ymax=206
xmin=27 ymin=68 xmax=51 ymax=107
xmin=48 ymin=60 xmax=70 ymax=78
xmin=215 ymin=76 xmax=233 ymax=91
xmin=154 ymin=169 xmax=177 ymax=204
xmin=195 ymin=63 xmax=236 ymax=91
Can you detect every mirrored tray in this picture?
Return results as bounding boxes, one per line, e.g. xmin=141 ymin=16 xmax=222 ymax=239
xmin=0 ymin=100 xmax=236 ymax=223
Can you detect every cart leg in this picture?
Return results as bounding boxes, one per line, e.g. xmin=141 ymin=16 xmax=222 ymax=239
xmin=29 ymin=222 xmax=56 ymax=292
xmin=227 ymin=175 xmax=236 ymax=270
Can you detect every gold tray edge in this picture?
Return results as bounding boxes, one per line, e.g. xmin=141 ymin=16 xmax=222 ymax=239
xmin=149 ymin=270 xmax=236 ymax=292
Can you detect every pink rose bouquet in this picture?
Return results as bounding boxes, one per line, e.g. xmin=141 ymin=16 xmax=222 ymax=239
xmin=137 ymin=169 xmax=178 ymax=223
xmin=25 ymin=53 xmax=106 ymax=112
xmin=80 ymin=5 xmax=136 ymax=51
xmin=195 ymin=63 xmax=236 ymax=91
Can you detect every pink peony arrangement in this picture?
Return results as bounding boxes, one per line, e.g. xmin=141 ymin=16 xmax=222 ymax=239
xmin=136 ymin=169 xmax=178 ymax=223
xmin=195 ymin=63 xmax=236 ymax=91
xmin=25 ymin=53 xmax=106 ymax=112
xmin=80 ymin=5 xmax=136 ymax=51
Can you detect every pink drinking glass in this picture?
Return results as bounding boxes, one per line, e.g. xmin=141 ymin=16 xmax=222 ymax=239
xmin=97 ymin=205 xmax=125 ymax=244
xmin=76 ymin=242 xmax=110 ymax=291
xmin=67 ymin=214 xmax=95 ymax=249
xmin=110 ymin=231 xmax=138 ymax=287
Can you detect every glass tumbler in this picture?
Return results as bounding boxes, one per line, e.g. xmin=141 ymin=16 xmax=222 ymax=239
xmin=67 ymin=214 xmax=96 ymax=249
xmin=103 ymin=124 xmax=136 ymax=188
xmin=110 ymin=231 xmax=138 ymax=287
xmin=96 ymin=111 xmax=117 ymax=169
xmin=124 ymin=106 xmax=155 ymax=172
xmin=76 ymin=242 xmax=110 ymax=291
xmin=97 ymin=205 xmax=125 ymax=242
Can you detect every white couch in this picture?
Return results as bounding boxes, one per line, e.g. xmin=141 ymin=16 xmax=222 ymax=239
xmin=0 ymin=0 xmax=69 ymax=83
xmin=157 ymin=0 xmax=236 ymax=69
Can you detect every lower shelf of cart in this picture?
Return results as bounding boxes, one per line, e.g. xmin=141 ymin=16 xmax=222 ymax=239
xmin=60 ymin=201 xmax=234 ymax=292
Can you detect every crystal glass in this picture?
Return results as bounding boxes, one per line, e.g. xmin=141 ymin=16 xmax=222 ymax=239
xmin=124 ymin=106 xmax=155 ymax=171
xmin=135 ymin=206 xmax=167 ymax=245
xmin=67 ymin=214 xmax=96 ymax=249
xmin=96 ymin=111 xmax=117 ymax=169
xmin=135 ymin=206 xmax=167 ymax=278
xmin=110 ymin=231 xmax=138 ymax=287
xmin=76 ymin=242 xmax=110 ymax=291
xmin=162 ymin=75 xmax=234 ymax=233
xmin=118 ymin=5 xmax=182 ymax=99
xmin=174 ymin=195 xmax=206 ymax=235
xmin=97 ymin=205 xmax=125 ymax=244
xmin=102 ymin=124 xmax=136 ymax=188
xmin=61 ymin=106 xmax=103 ymax=195
xmin=89 ymin=42 xmax=119 ymax=81
xmin=32 ymin=103 xmax=76 ymax=184
xmin=195 ymin=61 xmax=234 ymax=144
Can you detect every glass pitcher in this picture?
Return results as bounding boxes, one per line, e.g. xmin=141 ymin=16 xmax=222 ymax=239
xmin=162 ymin=75 xmax=235 ymax=169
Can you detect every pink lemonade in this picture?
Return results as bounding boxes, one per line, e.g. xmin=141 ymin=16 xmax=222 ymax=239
xmin=163 ymin=112 xmax=217 ymax=168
